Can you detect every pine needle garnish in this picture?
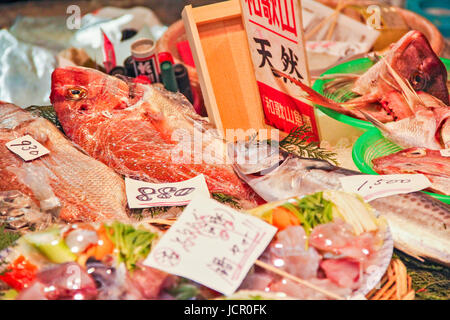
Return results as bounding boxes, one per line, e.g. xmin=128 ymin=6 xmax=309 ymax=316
xmin=0 ymin=224 xmax=20 ymax=252
xmin=279 ymin=125 xmax=338 ymax=165
xmin=394 ymin=250 xmax=450 ymax=300
xmin=212 ymin=193 xmax=241 ymax=209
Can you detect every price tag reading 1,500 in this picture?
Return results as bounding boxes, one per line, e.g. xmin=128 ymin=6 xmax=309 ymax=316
xmin=339 ymin=174 xmax=432 ymax=202
xmin=6 ymin=135 xmax=50 ymax=161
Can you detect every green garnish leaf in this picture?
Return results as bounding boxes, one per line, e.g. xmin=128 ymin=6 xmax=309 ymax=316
xmin=0 ymin=224 xmax=20 ymax=252
xmin=278 ymin=192 xmax=335 ymax=243
xmin=167 ymin=279 xmax=201 ymax=300
xmin=394 ymin=250 xmax=450 ymax=300
xmin=279 ymin=125 xmax=338 ymax=165
xmin=105 ymin=222 xmax=157 ymax=271
xmin=212 ymin=193 xmax=241 ymax=209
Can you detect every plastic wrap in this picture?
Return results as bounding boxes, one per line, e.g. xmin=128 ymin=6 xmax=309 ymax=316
xmin=1 ymin=7 xmax=167 ymax=108
xmin=0 ymin=30 xmax=57 ymax=107
xmin=50 ymin=67 xmax=257 ymax=207
xmin=0 ymin=103 xmax=129 ymax=223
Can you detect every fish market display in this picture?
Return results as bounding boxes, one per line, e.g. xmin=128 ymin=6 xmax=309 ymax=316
xmin=0 ymin=190 xmax=392 ymax=300
xmin=372 ymin=148 xmax=450 ymax=196
xmin=276 ymin=31 xmax=448 ymax=125
xmin=230 ymin=144 xmax=450 ymax=266
xmin=0 ymin=103 xmax=128 ymax=223
xmin=240 ymin=191 xmax=392 ymax=299
xmin=50 ymin=67 xmax=256 ymax=206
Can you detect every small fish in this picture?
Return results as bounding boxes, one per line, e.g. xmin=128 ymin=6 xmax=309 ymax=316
xmin=0 ymin=102 xmax=129 ymax=223
xmin=229 ymin=144 xmax=450 ymax=266
xmin=372 ymin=147 xmax=450 ymax=196
xmin=50 ymin=67 xmax=257 ymax=207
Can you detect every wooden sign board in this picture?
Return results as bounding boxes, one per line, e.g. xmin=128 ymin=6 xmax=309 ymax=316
xmin=182 ymin=0 xmax=288 ymax=139
xmin=239 ymin=0 xmax=319 ymax=139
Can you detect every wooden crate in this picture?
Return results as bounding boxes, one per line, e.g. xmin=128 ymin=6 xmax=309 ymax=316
xmin=182 ymin=0 xmax=280 ymax=139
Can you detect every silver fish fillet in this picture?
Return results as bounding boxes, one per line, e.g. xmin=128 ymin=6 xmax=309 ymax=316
xmin=229 ymin=145 xmax=450 ymax=266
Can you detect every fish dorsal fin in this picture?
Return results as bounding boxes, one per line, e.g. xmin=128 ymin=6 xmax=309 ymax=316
xmin=271 ymin=68 xmax=350 ymax=111
xmin=384 ymin=60 xmax=424 ymax=112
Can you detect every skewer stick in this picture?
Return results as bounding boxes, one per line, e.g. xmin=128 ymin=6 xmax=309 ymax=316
xmin=147 ymin=218 xmax=176 ymax=225
xmin=254 ymin=260 xmax=345 ymax=300
xmin=146 ymin=218 xmax=345 ymax=300
xmin=325 ymin=0 xmax=347 ymax=40
xmin=305 ymin=11 xmax=340 ymax=41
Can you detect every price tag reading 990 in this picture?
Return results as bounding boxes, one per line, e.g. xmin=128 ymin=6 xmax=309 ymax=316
xmin=339 ymin=174 xmax=432 ymax=202
xmin=6 ymin=135 xmax=50 ymax=161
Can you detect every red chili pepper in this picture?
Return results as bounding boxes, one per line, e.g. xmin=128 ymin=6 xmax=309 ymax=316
xmin=0 ymin=255 xmax=38 ymax=291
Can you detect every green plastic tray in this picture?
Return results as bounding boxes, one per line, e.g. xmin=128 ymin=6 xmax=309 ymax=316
xmin=353 ymin=129 xmax=450 ymax=204
xmin=312 ymin=57 xmax=450 ymax=131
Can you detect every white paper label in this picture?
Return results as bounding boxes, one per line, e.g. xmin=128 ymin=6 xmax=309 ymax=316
xmin=125 ymin=175 xmax=210 ymax=208
xmin=144 ymin=196 xmax=277 ymax=296
xmin=339 ymin=174 xmax=432 ymax=202
xmin=440 ymin=149 xmax=450 ymax=157
xmin=6 ymin=135 xmax=50 ymax=161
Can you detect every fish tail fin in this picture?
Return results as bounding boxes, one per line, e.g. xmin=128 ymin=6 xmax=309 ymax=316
xmin=272 ymin=68 xmax=350 ymax=113
xmin=394 ymin=242 xmax=426 ymax=263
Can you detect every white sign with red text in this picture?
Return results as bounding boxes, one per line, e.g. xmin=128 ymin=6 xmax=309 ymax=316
xmin=144 ymin=195 xmax=277 ymax=296
xmin=239 ymin=0 xmax=319 ymax=138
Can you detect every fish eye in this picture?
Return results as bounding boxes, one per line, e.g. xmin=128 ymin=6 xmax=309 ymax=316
xmin=66 ymin=87 xmax=87 ymax=101
xmin=409 ymin=72 xmax=428 ymax=91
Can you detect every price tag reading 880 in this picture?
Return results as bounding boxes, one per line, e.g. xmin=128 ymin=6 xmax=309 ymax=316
xmin=6 ymin=135 xmax=50 ymax=161
xmin=125 ymin=175 xmax=210 ymax=208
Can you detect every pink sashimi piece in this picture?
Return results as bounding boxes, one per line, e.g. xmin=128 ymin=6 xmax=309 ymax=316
xmin=320 ymin=258 xmax=361 ymax=288
xmin=266 ymin=226 xmax=321 ymax=279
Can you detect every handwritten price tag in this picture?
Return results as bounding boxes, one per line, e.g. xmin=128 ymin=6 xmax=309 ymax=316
xmin=125 ymin=175 xmax=210 ymax=208
xmin=6 ymin=135 xmax=50 ymax=161
xmin=440 ymin=149 xmax=450 ymax=157
xmin=339 ymin=174 xmax=432 ymax=202
xmin=144 ymin=195 xmax=277 ymax=296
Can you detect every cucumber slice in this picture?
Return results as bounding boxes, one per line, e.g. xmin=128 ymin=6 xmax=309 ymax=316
xmin=23 ymin=228 xmax=76 ymax=263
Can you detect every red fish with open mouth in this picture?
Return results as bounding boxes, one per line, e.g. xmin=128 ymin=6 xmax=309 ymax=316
xmin=50 ymin=67 xmax=257 ymax=207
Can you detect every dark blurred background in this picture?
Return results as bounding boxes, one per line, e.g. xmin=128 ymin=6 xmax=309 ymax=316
xmin=0 ymin=0 xmax=223 ymax=27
